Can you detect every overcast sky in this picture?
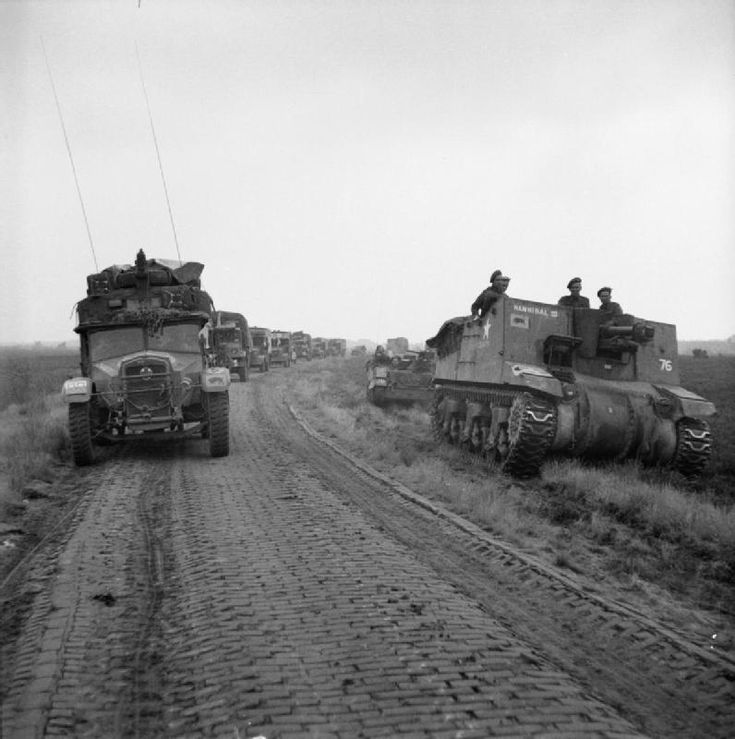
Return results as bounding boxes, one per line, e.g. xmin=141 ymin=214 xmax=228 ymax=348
xmin=2 ymin=0 xmax=733 ymax=345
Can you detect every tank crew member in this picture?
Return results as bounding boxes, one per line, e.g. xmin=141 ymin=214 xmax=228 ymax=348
xmin=558 ymin=277 xmax=590 ymax=308
xmin=597 ymin=286 xmax=623 ymax=316
xmin=471 ymin=270 xmax=510 ymax=319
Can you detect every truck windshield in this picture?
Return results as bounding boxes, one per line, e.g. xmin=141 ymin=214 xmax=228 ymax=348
xmin=89 ymin=328 xmax=144 ymax=361
xmin=148 ymin=323 xmax=201 ymax=353
xmin=88 ymin=323 xmax=201 ymax=361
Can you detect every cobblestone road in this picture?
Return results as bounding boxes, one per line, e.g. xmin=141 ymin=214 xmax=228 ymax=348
xmin=0 ymin=373 xmax=717 ymax=737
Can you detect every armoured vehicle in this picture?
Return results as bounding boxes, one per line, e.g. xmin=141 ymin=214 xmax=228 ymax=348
xmin=327 ymin=338 xmax=347 ymax=357
xmin=249 ymin=327 xmax=272 ymax=372
xmin=62 ymin=250 xmax=230 ymax=466
xmin=427 ymin=297 xmax=715 ymax=478
xmin=211 ymin=310 xmax=251 ymax=381
xmin=270 ymin=331 xmax=293 ymax=367
xmin=292 ymin=331 xmax=312 ymax=361
xmin=366 ymin=349 xmax=435 ymax=407
xmin=311 ymin=337 xmax=328 ymax=359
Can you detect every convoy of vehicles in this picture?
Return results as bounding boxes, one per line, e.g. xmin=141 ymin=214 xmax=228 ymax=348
xmin=62 ymin=255 xmax=714 ymax=480
xmin=61 ymin=250 xmax=231 ymax=465
xmin=427 ymin=297 xmax=715 ymax=478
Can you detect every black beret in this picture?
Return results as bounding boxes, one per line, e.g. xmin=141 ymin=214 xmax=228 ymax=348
xmin=567 ymin=277 xmax=582 ymax=289
xmin=489 ymin=269 xmax=502 ymax=283
xmin=597 ymin=286 xmax=612 ymax=297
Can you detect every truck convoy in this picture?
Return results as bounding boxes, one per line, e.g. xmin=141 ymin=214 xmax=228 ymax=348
xmin=249 ymin=327 xmax=272 ymax=372
xmin=270 ymin=331 xmax=293 ymax=367
xmin=211 ymin=310 xmax=251 ymax=382
xmin=427 ymin=297 xmax=715 ymax=478
xmin=62 ymin=250 xmax=230 ymax=465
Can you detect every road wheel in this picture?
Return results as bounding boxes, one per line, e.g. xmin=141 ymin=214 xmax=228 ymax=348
xmin=206 ymin=392 xmax=230 ymax=457
xmin=69 ymin=402 xmax=95 ymax=466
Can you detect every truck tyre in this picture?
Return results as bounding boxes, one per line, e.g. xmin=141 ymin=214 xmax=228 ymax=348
xmin=69 ymin=402 xmax=95 ymax=466
xmin=207 ymin=392 xmax=230 ymax=458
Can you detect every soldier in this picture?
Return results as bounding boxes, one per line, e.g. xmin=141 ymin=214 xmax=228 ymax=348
xmin=597 ymin=286 xmax=623 ymax=316
xmin=558 ymin=277 xmax=590 ymax=308
xmin=471 ymin=270 xmax=510 ymax=319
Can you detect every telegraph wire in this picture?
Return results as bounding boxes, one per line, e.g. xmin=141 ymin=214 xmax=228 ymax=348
xmin=136 ymin=43 xmax=183 ymax=265
xmin=41 ymin=37 xmax=98 ymax=271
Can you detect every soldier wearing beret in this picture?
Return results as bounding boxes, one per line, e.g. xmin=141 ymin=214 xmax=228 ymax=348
xmin=597 ymin=286 xmax=623 ymax=316
xmin=558 ymin=277 xmax=590 ymax=308
xmin=471 ymin=270 xmax=510 ymax=319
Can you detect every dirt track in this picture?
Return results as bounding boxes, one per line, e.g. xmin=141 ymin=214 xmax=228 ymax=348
xmin=1 ymin=373 xmax=733 ymax=738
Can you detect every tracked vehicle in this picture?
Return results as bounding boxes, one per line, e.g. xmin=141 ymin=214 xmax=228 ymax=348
xmin=427 ymin=298 xmax=715 ymax=478
xmin=62 ymin=250 xmax=230 ymax=465
xmin=366 ymin=350 xmax=435 ymax=407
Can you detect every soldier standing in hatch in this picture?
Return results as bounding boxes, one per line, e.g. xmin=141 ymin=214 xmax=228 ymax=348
xmin=471 ymin=270 xmax=510 ymax=319
xmin=597 ymin=286 xmax=623 ymax=316
xmin=558 ymin=277 xmax=590 ymax=308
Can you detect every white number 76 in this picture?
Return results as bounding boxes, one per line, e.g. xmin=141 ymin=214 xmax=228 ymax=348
xmin=658 ymin=359 xmax=673 ymax=371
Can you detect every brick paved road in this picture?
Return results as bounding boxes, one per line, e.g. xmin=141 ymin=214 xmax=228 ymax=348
xmin=0 ymin=375 xmax=667 ymax=737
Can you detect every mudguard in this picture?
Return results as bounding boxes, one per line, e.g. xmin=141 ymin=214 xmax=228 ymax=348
xmin=61 ymin=377 xmax=93 ymax=404
xmin=201 ymin=367 xmax=232 ymax=392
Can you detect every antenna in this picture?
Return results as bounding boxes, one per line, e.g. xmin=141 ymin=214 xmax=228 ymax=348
xmin=41 ymin=37 xmax=98 ymax=271
xmin=136 ymin=43 xmax=183 ymax=265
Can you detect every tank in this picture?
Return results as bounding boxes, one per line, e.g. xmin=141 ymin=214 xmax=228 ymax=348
xmin=366 ymin=349 xmax=435 ymax=407
xmin=427 ymin=297 xmax=715 ymax=478
xmin=61 ymin=250 xmax=230 ymax=465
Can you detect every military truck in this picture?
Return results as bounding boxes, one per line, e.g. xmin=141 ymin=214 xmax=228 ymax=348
xmin=328 ymin=338 xmax=347 ymax=357
xmin=292 ymin=331 xmax=312 ymax=361
xmin=61 ymin=250 xmax=230 ymax=465
xmin=311 ymin=337 xmax=328 ymax=359
xmin=270 ymin=330 xmax=292 ymax=367
xmin=366 ymin=348 xmax=435 ymax=407
xmin=427 ymin=297 xmax=715 ymax=478
xmin=249 ymin=327 xmax=271 ymax=372
xmin=386 ymin=337 xmax=409 ymax=356
xmin=211 ymin=310 xmax=252 ymax=381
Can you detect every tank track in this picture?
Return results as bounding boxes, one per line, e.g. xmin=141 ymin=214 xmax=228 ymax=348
xmin=502 ymin=393 xmax=558 ymax=478
xmin=431 ymin=387 xmax=557 ymax=478
xmin=672 ymin=418 xmax=712 ymax=478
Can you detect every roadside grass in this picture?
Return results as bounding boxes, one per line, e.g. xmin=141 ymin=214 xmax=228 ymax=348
xmin=285 ymin=356 xmax=735 ymax=620
xmin=0 ymin=399 xmax=68 ymax=492
xmin=0 ymin=348 xmax=75 ymax=512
